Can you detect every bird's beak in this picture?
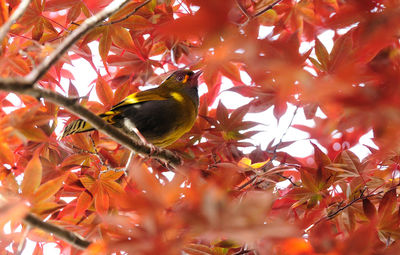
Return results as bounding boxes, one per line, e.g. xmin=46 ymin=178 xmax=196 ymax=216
xmin=189 ymin=70 xmax=203 ymax=87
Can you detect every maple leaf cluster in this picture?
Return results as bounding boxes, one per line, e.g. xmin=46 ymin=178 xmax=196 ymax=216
xmin=1 ymin=0 xmax=400 ymax=254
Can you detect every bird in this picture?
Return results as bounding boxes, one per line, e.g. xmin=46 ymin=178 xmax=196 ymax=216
xmin=61 ymin=69 xmax=202 ymax=147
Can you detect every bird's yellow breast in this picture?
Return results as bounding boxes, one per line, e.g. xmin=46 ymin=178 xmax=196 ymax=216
xmin=149 ymin=90 xmax=197 ymax=147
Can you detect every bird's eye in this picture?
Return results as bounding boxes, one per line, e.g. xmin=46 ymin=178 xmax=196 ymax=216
xmin=176 ymin=75 xmax=184 ymax=82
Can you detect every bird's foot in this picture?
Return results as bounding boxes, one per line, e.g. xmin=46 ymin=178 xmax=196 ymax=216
xmin=147 ymin=143 xmax=158 ymax=156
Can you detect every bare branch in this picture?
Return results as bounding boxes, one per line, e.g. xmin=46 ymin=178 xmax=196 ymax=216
xmin=23 ymin=213 xmax=92 ymax=250
xmin=0 ymin=0 xmax=32 ymax=43
xmin=0 ymin=80 xmax=182 ymax=166
xmin=99 ymin=0 xmax=152 ymax=26
xmin=25 ymin=0 xmax=134 ymax=84
xmin=0 ymin=0 xmax=180 ymax=166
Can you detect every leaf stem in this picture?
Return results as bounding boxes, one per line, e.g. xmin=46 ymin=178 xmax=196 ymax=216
xmin=253 ymin=0 xmax=283 ymax=18
xmin=99 ymin=0 xmax=152 ymax=26
xmin=270 ymin=105 xmax=299 ymax=162
xmin=235 ymin=0 xmax=282 ymax=26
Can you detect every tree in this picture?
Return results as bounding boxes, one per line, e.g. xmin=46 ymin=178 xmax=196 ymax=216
xmin=0 ymin=0 xmax=400 ymax=254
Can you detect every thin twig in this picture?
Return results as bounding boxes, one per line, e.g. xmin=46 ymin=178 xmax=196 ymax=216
xmin=253 ymin=0 xmax=283 ymax=18
xmin=45 ymin=16 xmax=71 ymax=33
xmin=276 ymin=173 xmax=299 ymax=187
xmin=239 ymin=106 xmax=299 ymax=190
xmin=0 ymin=0 xmax=32 ymax=43
xmin=86 ymin=134 xmax=124 ymax=173
xmin=237 ymin=175 xmax=258 ymax=191
xmin=0 ymin=79 xmax=182 ymax=166
xmin=25 ymin=0 xmax=133 ymax=84
xmin=177 ymin=0 xmax=191 ymax=15
xmin=269 ymin=106 xmax=299 ymax=163
xmin=99 ymin=0 xmax=151 ymax=26
xmin=23 ymin=213 xmax=92 ymax=250
xmin=235 ymin=0 xmax=252 ymax=20
xmin=234 ymin=249 xmax=254 ymax=255
xmin=87 ymin=134 xmax=121 ymax=173
xmin=310 ymin=191 xmax=383 ymax=229
xmin=235 ymin=0 xmax=282 ymax=26
xmin=88 ymin=134 xmax=105 ymax=165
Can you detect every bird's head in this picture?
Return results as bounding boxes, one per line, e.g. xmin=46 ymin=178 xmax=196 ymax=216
xmin=161 ymin=69 xmax=202 ymax=90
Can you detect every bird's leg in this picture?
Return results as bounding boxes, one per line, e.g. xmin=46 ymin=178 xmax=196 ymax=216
xmin=122 ymin=119 xmax=157 ymax=155
xmin=132 ymin=126 xmax=157 ymax=155
xmin=131 ymin=126 xmax=148 ymax=145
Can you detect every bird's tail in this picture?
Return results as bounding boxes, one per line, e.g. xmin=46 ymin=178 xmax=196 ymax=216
xmin=61 ymin=112 xmax=116 ymax=138
xmin=61 ymin=119 xmax=94 ymax=138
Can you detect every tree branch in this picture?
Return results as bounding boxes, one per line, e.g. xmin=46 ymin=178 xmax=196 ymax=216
xmin=0 ymin=0 xmax=180 ymax=166
xmin=0 ymin=79 xmax=182 ymax=166
xmin=0 ymin=0 xmax=32 ymax=44
xmin=23 ymin=213 xmax=92 ymax=250
xmin=25 ymin=0 xmax=133 ymax=84
xmin=0 ymin=0 xmax=179 ymax=252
